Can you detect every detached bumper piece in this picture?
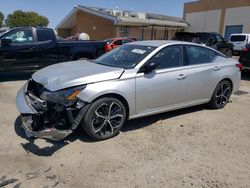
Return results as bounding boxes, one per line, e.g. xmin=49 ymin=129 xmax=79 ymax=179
xmin=21 ymin=115 xmax=73 ymax=141
xmin=16 ymin=80 xmax=88 ymax=141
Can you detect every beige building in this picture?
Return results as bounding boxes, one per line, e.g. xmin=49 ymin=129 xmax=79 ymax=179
xmin=184 ymin=0 xmax=250 ymax=39
xmin=56 ymin=5 xmax=189 ymax=40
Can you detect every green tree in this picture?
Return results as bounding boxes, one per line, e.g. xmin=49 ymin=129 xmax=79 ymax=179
xmin=0 ymin=12 xmax=4 ymax=27
xmin=5 ymin=10 xmax=49 ymax=28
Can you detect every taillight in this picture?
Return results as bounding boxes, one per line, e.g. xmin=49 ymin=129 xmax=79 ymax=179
xmin=242 ymin=48 xmax=249 ymax=52
xmin=236 ymin=63 xmax=243 ymax=71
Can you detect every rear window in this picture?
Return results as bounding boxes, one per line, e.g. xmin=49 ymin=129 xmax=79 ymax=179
xmin=230 ymin=35 xmax=246 ymax=42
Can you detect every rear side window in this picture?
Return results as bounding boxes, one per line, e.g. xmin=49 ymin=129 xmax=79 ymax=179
xmin=114 ymin=40 xmax=122 ymax=45
xmin=37 ymin=30 xmax=53 ymax=42
xmin=186 ymin=45 xmax=216 ymax=65
xmin=230 ymin=35 xmax=246 ymax=42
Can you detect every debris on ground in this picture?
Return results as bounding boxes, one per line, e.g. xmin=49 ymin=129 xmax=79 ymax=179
xmin=13 ymin=182 xmax=22 ymax=188
xmin=44 ymin=166 xmax=52 ymax=173
xmin=26 ymin=172 xmax=39 ymax=180
xmin=0 ymin=177 xmax=18 ymax=187
xmin=46 ymin=174 xmax=57 ymax=180
xmin=52 ymin=181 xmax=59 ymax=187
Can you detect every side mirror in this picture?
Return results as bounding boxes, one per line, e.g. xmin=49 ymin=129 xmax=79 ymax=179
xmin=1 ymin=39 xmax=12 ymax=46
xmin=140 ymin=62 xmax=160 ymax=73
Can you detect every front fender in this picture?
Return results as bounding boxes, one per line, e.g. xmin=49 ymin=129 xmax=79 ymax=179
xmin=77 ymin=79 xmax=136 ymax=118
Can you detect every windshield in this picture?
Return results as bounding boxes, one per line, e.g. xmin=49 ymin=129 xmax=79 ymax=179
xmin=104 ymin=38 xmax=114 ymax=44
xmin=230 ymin=35 xmax=246 ymax=42
xmin=95 ymin=44 xmax=156 ymax=69
xmin=196 ymin=33 xmax=210 ymax=43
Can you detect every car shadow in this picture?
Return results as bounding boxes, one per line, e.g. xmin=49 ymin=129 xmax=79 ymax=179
xmin=15 ymin=105 xmax=206 ymax=156
xmin=0 ymin=71 xmax=34 ymax=82
xmin=14 ymin=116 xmax=92 ymax=157
xmin=121 ymin=104 xmax=206 ymax=132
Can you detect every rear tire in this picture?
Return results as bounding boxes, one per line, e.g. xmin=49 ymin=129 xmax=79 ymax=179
xmin=208 ymin=80 xmax=232 ymax=109
xmin=81 ymin=97 xmax=126 ymax=140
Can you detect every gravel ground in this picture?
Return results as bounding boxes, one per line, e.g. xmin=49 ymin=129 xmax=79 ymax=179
xmin=0 ymin=72 xmax=249 ymax=188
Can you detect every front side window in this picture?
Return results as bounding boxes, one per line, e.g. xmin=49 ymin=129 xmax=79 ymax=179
xmin=186 ymin=45 xmax=216 ymax=65
xmin=95 ymin=44 xmax=156 ymax=69
xmin=148 ymin=46 xmax=182 ymax=69
xmin=3 ymin=30 xmax=34 ymax=43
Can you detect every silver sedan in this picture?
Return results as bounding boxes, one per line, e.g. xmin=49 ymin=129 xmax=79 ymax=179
xmin=16 ymin=41 xmax=241 ymax=141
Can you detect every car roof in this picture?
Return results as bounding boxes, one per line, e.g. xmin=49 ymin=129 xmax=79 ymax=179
xmin=109 ymin=37 xmax=134 ymax=41
xmin=128 ymin=40 xmax=195 ymax=47
xmin=230 ymin=33 xmax=250 ymax=36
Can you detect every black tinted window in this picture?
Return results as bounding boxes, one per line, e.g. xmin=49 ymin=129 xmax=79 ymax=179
xmin=150 ymin=46 xmax=182 ymax=69
xmin=4 ymin=30 xmax=33 ymax=43
xmin=37 ymin=30 xmax=53 ymax=42
xmin=114 ymin=40 xmax=122 ymax=45
xmin=186 ymin=45 xmax=216 ymax=65
xmin=230 ymin=35 xmax=246 ymax=42
xmin=122 ymin=39 xmax=133 ymax=44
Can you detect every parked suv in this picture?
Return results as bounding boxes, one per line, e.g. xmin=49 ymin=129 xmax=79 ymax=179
xmin=173 ymin=32 xmax=233 ymax=57
xmin=229 ymin=33 xmax=250 ymax=55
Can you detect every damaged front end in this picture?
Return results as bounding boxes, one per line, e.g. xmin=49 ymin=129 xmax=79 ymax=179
xmin=16 ymin=80 xmax=88 ymax=141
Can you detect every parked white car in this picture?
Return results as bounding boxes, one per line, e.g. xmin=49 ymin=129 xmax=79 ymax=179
xmin=229 ymin=33 xmax=250 ymax=54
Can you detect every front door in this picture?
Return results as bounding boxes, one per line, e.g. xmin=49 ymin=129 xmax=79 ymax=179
xmin=135 ymin=45 xmax=189 ymax=116
xmin=0 ymin=28 xmax=38 ymax=71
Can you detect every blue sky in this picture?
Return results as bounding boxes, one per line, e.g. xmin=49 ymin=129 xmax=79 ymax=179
xmin=1 ymin=0 xmax=194 ymax=28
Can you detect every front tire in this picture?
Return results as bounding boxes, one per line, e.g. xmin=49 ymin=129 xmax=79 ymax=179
xmin=82 ymin=97 xmax=126 ymax=140
xmin=209 ymin=80 xmax=232 ymax=109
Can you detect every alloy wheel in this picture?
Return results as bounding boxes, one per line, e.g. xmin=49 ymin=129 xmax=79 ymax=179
xmin=91 ymin=102 xmax=124 ymax=137
xmin=215 ymin=82 xmax=231 ymax=107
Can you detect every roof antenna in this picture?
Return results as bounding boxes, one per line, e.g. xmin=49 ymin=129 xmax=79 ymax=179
xmin=115 ymin=5 xmax=119 ymax=9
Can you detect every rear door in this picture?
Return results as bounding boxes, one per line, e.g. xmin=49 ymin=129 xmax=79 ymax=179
xmin=0 ymin=28 xmax=38 ymax=71
xmin=33 ymin=29 xmax=58 ymax=68
xmin=184 ymin=45 xmax=221 ymax=102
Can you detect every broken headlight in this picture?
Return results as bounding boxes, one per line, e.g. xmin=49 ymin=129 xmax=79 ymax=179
xmin=40 ymin=85 xmax=86 ymax=106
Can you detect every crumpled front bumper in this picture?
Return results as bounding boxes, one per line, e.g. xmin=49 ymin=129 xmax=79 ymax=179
xmin=16 ymin=82 xmax=73 ymax=141
xmin=21 ymin=115 xmax=72 ymax=141
xmin=16 ymin=82 xmax=37 ymax=114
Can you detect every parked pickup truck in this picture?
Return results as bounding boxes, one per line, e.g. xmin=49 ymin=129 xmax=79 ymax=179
xmin=0 ymin=27 xmax=107 ymax=71
xmin=173 ymin=32 xmax=233 ymax=57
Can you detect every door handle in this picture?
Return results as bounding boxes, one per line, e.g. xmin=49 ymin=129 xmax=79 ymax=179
xmin=213 ymin=66 xmax=220 ymax=71
xmin=177 ymin=74 xmax=187 ymax=80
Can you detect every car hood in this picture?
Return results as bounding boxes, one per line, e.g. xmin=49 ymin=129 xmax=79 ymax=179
xmin=32 ymin=60 xmax=124 ymax=91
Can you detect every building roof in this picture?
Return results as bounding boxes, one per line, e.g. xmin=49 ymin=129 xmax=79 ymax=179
xmin=56 ymin=5 xmax=189 ymax=29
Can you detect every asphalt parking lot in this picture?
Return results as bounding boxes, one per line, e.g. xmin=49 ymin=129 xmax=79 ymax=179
xmin=0 ymin=72 xmax=250 ymax=188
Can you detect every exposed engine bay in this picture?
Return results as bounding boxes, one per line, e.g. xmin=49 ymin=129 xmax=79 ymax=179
xmin=21 ymin=80 xmax=88 ymax=141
